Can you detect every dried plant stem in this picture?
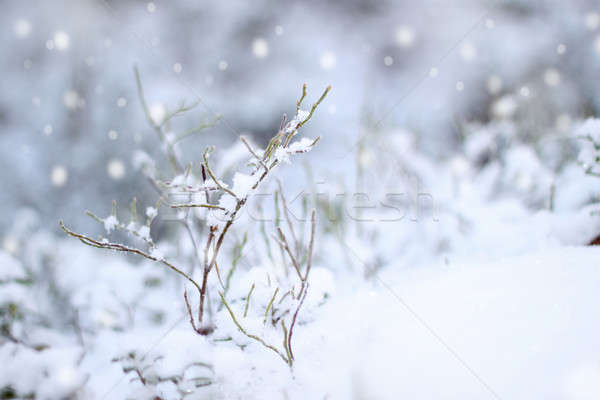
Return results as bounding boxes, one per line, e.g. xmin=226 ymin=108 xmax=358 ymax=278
xmin=240 ymin=136 xmax=268 ymax=173
xmin=300 ymin=209 xmax=317 ymax=298
xmin=203 ymin=148 xmax=238 ymax=200
xmin=275 ymin=227 xmax=303 ymax=281
xmin=276 ymin=180 xmax=300 ymax=258
xmin=59 ymin=221 xmax=201 ymax=297
xmin=264 ymin=287 xmax=279 ymax=324
xmin=243 ymin=283 xmax=255 ymax=318
xmin=287 ymin=282 xmax=309 ymax=362
xmin=198 ymin=228 xmax=216 ymax=326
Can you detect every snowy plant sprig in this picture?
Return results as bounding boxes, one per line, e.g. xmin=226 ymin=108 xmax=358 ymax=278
xmin=576 ymin=118 xmax=600 ymax=177
xmin=174 ymin=84 xmax=330 ymax=333
xmin=60 ymin=80 xmax=330 ymax=344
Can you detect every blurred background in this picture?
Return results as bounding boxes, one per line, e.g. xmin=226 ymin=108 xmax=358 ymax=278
xmin=2 ymin=0 xmax=600 ymax=236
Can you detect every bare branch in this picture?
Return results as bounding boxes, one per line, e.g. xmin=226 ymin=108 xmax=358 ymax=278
xmin=287 ymin=283 xmax=309 ymax=362
xmin=304 ymin=209 xmax=316 ymax=282
xmin=276 ymin=227 xmax=303 ymax=280
xmin=203 ymin=147 xmax=239 ymax=200
xmin=170 ymin=203 xmax=226 ymax=211
xmin=264 ymin=287 xmax=279 ymax=325
xmin=296 ymin=83 xmax=307 ymax=112
xmin=243 ymin=283 xmax=255 ymax=318
xmin=59 ymin=220 xmax=201 ymax=297
xmin=276 ymin=180 xmax=300 ymax=258
xmin=240 ymin=136 xmax=268 ymax=174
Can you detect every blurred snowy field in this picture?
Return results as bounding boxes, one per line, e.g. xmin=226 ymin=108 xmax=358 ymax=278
xmin=2 ymin=0 xmax=600 ymax=399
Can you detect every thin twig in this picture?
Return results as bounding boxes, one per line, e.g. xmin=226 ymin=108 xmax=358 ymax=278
xmin=59 ymin=220 xmax=202 ymax=297
xmin=296 ymin=84 xmax=307 ymax=112
xmin=287 ymin=283 xmax=309 ymax=362
xmin=243 ymin=283 xmax=255 ymax=318
xmin=281 ymin=320 xmax=292 ymax=363
xmin=170 ymin=203 xmax=226 ymax=210
xmin=203 ymin=147 xmax=239 ymax=200
xmin=240 ymin=136 xmax=268 ymax=174
xmin=184 ymin=289 xmax=204 ymax=335
xmin=276 ymin=227 xmax=303 ymax=280
xmin=304 ymin=209 xmax=316 ymax=282
xmin=276 ymin=180 xmax=300 ymax=258
xmin=264 ymin=287 xmax=279 ymax=325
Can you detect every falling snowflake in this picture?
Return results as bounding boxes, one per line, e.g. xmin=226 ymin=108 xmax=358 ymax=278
xmin=543 ymin=68 xmax=561 ymax=87
xmin=150 ymin=103 xmax=166 ymax=125
xmin=14 ymin=19 xmax=32 ymax=38
xmin=63 ymin=90 xmax=82 ymax=110
xmin=487 ymin=75 xmax=503 ymax=95
xmin=320 ymin=51 xmax=336 ymax=70
xmin=107 ymin=159 xmax=126 ymax=180
xmin=252 ymin=38 xmax=269 ymax=58
xmin=395 ymin=25 xmax=415 ymax=48
xmin=51 ymin=165 xmax=68 ymax=187
xmin=53 ymin=31 xmax=70 ymax=51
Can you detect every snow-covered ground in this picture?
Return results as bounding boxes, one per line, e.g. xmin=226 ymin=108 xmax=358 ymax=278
xmin=2 ymin=115 xmax=600 ymax=398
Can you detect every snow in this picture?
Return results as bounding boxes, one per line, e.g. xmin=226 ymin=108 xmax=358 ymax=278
xmin=274 ymin=146 xmax=291 ymax=164
xmin=132 ymin=150 xmax=156 ymax=177
xmin=103 ymin=215 xmax=119 ymax=233
xmin=146 ymin=207 xmax=158 ymax=219
xmin=0 ymin=251 xmax=26 ymax=282
xmin=150 ymin=246 xmax=164 ymax=260
xmin=285 ymin=110 xmax=310 ymax=134
xmin=149 ymin=104 xmax=166 ymax=125
xmin=138 ymin=225 xmax=151 ymax=241
xmin=6 ymin=123 xmax=600 ymax=398
xmin=287 ymin=137 xmax=315 ymax=153
xmin=576 ymin=118 xmax=600 ymax=175
xmin=309 ymin=247 xmax=600 ymax=400
xmin=275 ymin=137 xmax=316 ymax=164
xmin=231 ymin=172 xmax=255 ymax=198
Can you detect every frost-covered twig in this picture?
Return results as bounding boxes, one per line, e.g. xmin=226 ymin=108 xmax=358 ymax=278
xmin=202 ymin=147 xmax=238 ymax=200
xmin=59 ymin=220 xmax=202 ymax=303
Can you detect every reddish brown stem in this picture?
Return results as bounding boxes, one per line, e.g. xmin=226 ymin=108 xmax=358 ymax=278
xmin=287 ymin=282 xmax=309 ymax=361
